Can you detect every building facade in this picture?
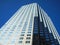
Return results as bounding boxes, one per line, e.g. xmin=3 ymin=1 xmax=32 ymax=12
xmin=0 ymin=3 xmax=60 ymax=45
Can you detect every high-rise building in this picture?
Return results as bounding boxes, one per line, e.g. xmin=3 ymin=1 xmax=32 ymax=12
xmin=0 ymin=3 xmax=60 ymax=45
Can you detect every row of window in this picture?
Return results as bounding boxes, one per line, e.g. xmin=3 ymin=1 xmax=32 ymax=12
xmin=19 ymin=37 xmax=31 ymax=40
xmin=19 ymin=40 xmax=30 ymax=43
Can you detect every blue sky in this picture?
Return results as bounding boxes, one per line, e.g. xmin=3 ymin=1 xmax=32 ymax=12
xmin=0 ymin=0 xmax=60 ymax=35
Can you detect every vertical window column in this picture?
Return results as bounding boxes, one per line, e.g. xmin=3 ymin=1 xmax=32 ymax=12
xmin=33 ymin=17 xmax=39 ymax=45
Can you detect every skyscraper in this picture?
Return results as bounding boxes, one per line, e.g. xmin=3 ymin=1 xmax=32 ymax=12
xmin=0 ymin=3 xmax=60 ymax=45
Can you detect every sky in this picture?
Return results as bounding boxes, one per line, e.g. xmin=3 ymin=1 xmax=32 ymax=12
xmin=0 ymin=0 xmax=60 ymax=35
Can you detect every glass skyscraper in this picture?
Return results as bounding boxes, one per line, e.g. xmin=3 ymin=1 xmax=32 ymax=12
xmin=0 ymin=3 xmax=60 ymax=45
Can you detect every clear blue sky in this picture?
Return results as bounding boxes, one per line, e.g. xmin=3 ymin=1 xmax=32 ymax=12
xmin=0 ymin=0 xmax=60 ymax=35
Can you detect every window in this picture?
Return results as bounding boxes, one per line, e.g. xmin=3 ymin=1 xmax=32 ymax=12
xmin=5 ymin=30 xmax=8 ymax=31
xmin=40 ymin=30 xmax=43 ymax=32
xmin=28 ymin=27 xmax=32 ymax=30
xmin=9 ymin=31 xmax=13 ymax=33
xmin=11 ymin=30 xmax=14 ymax=31
xmin=45 ymin=34 xmax=48 ymax=36
xmin=19 ymin=41 xmax=22 ymax=43
xmin=46 ymin=38 xmax=50 ymax=41
xmin=19 ymin=37 xmax=23 ymax=40
xmin=51 ymin=43 xmax=55 ymax=45
xmin=45 ymin=36 xmax=49 ymax=38
xmin=26 ymin=37 xmax=31 ymax=39
xmin=27 ymin=34 xmax=31 ymax=36
xmin=50 ymin=38 xmax=53 ymax=40
xmin=20 ymin=34 xmax=24 ymax=36
xmin=4 ymin=31 xmax=7 ymax=34
xmin=26 ymin=41 xmax=30 ymax=43
xmin=29 ymin=26 xmax=32 ymax=28
xmin=8 ymin=33 xmax=11 ymax=36
xmin=51 ymin=40 xmax=54 ymax=43
xmin=21 ymin=32 xmax=25 ymax=33
xmin=40 ymin=33 xmax=44 ymax=36
xmin=40 ymin=31 xmax=43 ymax=34
xmin=22 ymin=29 xmax=25 ymax=31
xmin=28 ymin=32 xmax=31 ymax=33
xmin=44 ymin=30 xmax=48 ymax=32
xmin=11 ymin=40 xmax=15 ymax=44
xmin=18 ymin=25 xmax=21 ymax=27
